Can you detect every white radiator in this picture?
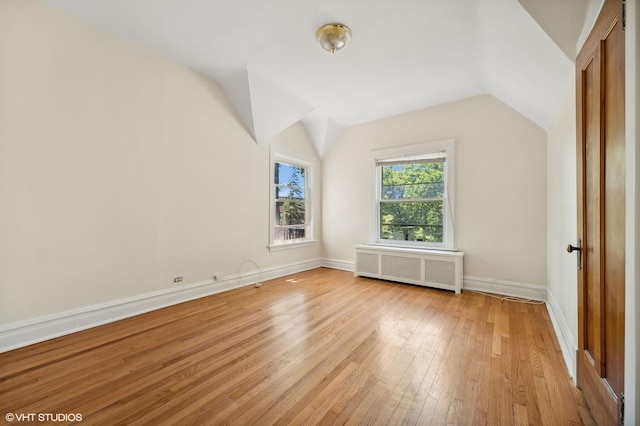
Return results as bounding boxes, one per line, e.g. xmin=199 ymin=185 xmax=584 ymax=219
xmin=354 ymin=244 xmax=464 ymax=293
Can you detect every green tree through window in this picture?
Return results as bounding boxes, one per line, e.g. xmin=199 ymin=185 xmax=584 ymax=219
xmin=275 ymin=162 xmax=307 ymax=241
xmin=379 ymin=159 xmax=445 ymax=243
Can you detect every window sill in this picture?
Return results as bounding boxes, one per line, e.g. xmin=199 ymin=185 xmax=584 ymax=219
xmin=369 ymin=242 xmax=459 ymax=252
xmin=268 ymin=240 xmax=319 ymax=252
xmin=358 ymin=243 xmax=464 ymax=257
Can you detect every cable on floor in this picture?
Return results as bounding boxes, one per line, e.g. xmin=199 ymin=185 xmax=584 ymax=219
xmin=467 ymin=289 xmax=545 ymax=305
xmin=237 ymin=259 xmax=264 ymax=288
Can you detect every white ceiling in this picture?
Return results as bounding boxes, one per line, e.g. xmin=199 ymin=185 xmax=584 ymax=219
xmin=41 ymin=0 xmax=584 ymax=156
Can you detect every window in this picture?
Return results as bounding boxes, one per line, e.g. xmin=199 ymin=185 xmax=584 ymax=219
xmin=373 ymin=140 xmax=455 ymax=249
xmin=269 ymin=148 xmax=314 ymax=249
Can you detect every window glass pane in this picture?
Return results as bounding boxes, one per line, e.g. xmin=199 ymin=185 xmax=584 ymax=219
xmin=380 ymin=201 xmax=443 ymax=243
xmin=381 ymin=162 xmax=444 ymax=200
xmin=275 ymin=162 xmax=306 ymax=187
xmin=275 ymin=187 xmax=306 ymax=200
xmin=272 ymin=155 xmax=311 ymax=245
xmin=276 ymin=200 xmax=306 ymax=226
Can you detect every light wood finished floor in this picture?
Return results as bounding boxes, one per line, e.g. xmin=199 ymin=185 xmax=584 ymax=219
xmin=1 ymin=268 xmax=590 ymax=425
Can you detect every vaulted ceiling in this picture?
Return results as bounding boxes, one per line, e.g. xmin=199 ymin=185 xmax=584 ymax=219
xmin=41 ymin=0 xmax=588 ymax=156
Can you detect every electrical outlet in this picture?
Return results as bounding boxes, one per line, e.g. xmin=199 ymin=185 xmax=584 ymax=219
xmin=173 ymin=276 xmax=183 ymax=283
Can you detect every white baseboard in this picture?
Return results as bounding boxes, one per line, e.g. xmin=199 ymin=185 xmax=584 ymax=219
xmin=545 ymin=291 xmax=577 ymax=381
xmin=322 ymin=259 xmax=549 ymax=301
xmin=0 ymin=258 xmax=322 ymax=353
xmin=321 ymin=258 xmax=355 ymax=272
xmin=462 ymin=275 xmax=547 ymax=301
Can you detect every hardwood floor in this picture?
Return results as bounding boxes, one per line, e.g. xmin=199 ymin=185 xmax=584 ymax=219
xmin=0 ymin=268 xmax=590 ymax=425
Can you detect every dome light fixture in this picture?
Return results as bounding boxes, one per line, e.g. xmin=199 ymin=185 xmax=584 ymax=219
xmin=316 ymin=23 xmax=352 ymax=53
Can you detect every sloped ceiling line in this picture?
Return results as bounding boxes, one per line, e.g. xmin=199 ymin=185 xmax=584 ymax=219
xmin=217 ymin=66 xmax=342 ymax=157
xmin=41 ymin=0 xmax=585 ymax=157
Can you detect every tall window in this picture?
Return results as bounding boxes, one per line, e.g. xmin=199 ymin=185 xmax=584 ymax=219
xmin=373 ymin=140 xmax=455 ymax=249
xmin=270 ymin=149 xmax=313 ymax=249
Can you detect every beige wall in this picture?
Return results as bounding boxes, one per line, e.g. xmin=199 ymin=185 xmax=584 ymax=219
xmin=322 ymin=95 xmax=548 ymax=286
xmin=546 ymin=79 xmax=578 ymax=375
xmin=0 ymin=1 xmax=321 ymax=324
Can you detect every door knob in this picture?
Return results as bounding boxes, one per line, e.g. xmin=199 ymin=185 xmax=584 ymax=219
xmin=566 ymin=244 xmax=581 ymax=253
xmin=567 ymin=238 xmax=582 ymax=270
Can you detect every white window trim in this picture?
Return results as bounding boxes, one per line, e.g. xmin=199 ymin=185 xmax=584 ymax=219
xmin=370 ymin=138 xmax=456 ymax=250
xmin=268 ymin=146 xmax=317 ymax=251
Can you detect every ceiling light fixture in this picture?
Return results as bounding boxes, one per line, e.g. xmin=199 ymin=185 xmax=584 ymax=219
xmin=316 ymin=23 xmax=352 ymax=53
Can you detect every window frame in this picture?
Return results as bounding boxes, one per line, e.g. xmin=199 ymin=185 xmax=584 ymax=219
xmin=269 ymin=147 xmax=316 ymax=251
xmin=371 ymin=139 xmax=456 ymax=250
